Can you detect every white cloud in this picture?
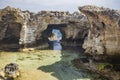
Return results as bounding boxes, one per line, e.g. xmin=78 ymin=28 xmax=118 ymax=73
xmin=0 ymin=0 xmax=120 ymax=12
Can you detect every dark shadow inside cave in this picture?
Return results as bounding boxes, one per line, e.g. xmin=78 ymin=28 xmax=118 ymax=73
xmin=37 ymin=23 xmax=85 ymax=52
xmin=37 ymin=24 xmax=66 ymax=50
xmin=0 ymin=22 xmax=22 ymax=51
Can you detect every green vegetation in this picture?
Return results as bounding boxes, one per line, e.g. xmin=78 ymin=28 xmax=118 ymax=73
xmin=0 ymin=50 xmax=106 ymax=80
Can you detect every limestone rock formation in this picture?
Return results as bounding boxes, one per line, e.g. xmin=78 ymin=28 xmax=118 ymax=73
xmin=0 ymin=6 xmax=89 ymax=50
xmin=38 ymin=11 xmax=89 ymax=45
xmin=0 ymin=6 xmax=24 ymax=51
xmin=60 ymin=12 xmax=89 ymax=47
xmin=79 ymin=5 xmax=120 ymax=58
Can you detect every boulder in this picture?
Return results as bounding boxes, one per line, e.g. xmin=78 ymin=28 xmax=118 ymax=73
xmin=0 ymin=63 xmax=20 ymax=80
xmin=5 ymin=63 xmax=20 ymax=79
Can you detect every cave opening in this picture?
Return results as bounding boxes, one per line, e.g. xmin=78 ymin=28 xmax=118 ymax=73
xmin=38 ymin=23 xmax=85 ymax=51
xmin=37 ymin=24 xmax=66 ymax=50
xmin=48 ymin=29 xmax=62 ymax=50
xmin=0 ymin=22 xmax=22 ymax=51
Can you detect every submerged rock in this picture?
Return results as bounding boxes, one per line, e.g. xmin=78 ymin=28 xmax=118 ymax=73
xmin=5 ymin=63 xmax=19 ymax=79
xmin=0 ymin=63 xmax=20 ymax=80
xmin=78 ymin=5 xmax=120 ymax=80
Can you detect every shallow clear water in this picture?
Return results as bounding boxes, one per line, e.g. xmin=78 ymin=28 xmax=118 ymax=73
xmin=0 ymin=50 xmax=105 ymax=80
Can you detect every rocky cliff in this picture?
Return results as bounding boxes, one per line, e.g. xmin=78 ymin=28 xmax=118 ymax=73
xmin=0 ymin=6 xmax=24 ymax=51
xmin=34 ymin=10 xmax=89 ymax=48
xmin=79 ymin=5 xmax=120 ymax=59
xmin=0 ymin=5 xmax=120 ymax=80
xmin=0 ymin=6 xmax=89 ymax=50
xmin=1 ymin=5 xmax=120 ymax=57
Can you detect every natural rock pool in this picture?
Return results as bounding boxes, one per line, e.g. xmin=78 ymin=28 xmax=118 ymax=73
xmin=0 ymin=50 xmax=106 ymax=80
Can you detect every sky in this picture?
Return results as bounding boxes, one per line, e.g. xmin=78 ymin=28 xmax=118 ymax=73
xmin=0 ymin=0 xmax=120 ymax=13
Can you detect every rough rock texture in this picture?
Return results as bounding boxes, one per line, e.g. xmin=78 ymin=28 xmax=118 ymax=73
xmin=79 ymin=5 xmax=120 ymax=58
xmin=37 ymin=11 xmax=89 ymax=47
xmin=5 ymin=63 xmax=19 ymax=79
xmin=19 ymin=11 xmax=37 ymax=47
xmin=61 ymin=12 xmax=89 ymax=47
xmin=0 ymin=63 xmax=19 ymax=80
xmin=0 ymin=6 xmax=89 ymax=50
xmin=73 ymin=58 xmax=120 ymax=80
xmin=0 ymin=6 xmax=24 ymax=51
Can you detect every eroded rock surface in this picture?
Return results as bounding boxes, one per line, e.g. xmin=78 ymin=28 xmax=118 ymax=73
xmin=5 ymin=63 xmax=19 ymax=79
xmin=79 ymin=5 xmax=120 ymax=58
xmin=0 ymin=6 xmax=89 ymax=50
xmin=34 ymin=11 xmax=89 ymax=48
xmin=0 ymin=6 xmax=24 ymax=51
xmin=0 ymin=63 xmax=19 ymax=80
